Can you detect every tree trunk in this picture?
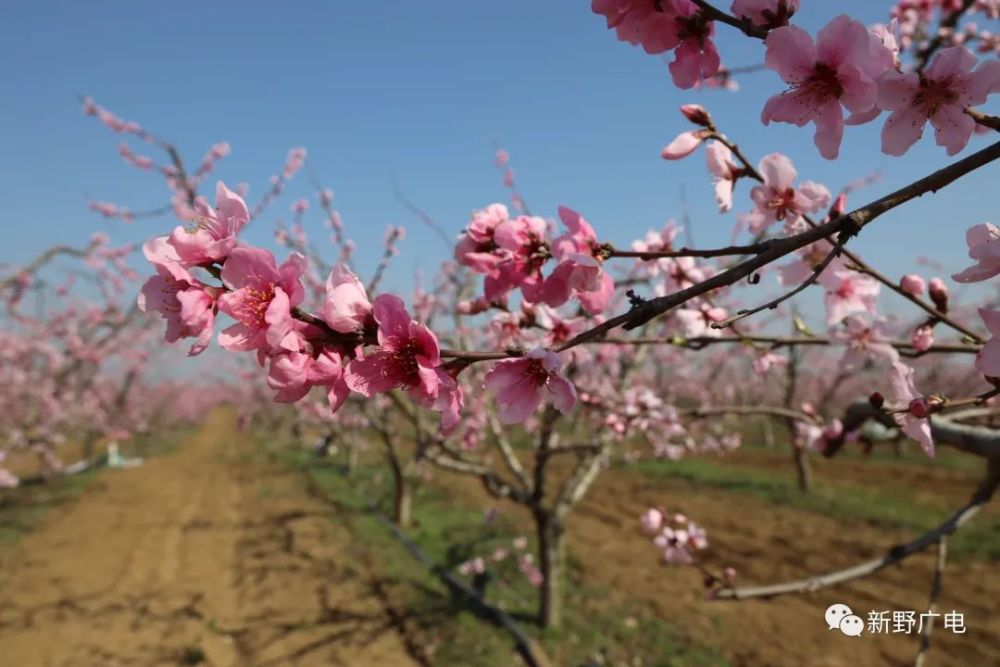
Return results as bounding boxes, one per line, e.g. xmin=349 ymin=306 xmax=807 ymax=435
xmin=792 ymin=444 xmax=813 ymax=492
xmin=383 ymin=437 xmax=411 ymax=528
xmin=346 ymin=441 xmax=358 ymax=475
xmin=535 ymin=511 xmax=565 ymax=629
xmin=393 ymin=473 xmax=412 ymax=528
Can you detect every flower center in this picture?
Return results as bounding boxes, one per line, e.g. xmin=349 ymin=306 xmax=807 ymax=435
xmin=795 ymin=63 xmax=843 ymax=109
xmin=383 ymin=338 xmax=421 ymax=387
xmin=767 ymin=187 xmax=797 ymax=220
xmin=231 ymin=283 xmax=275 ymax=329
xmin=915 ymin=78 xmax=959 ymax=117
xmin=525 ymin=359 xmax=551 ymax=389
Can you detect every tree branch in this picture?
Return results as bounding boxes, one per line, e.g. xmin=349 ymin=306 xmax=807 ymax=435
xmin=714 ymin=460 xmax=999 ymax=600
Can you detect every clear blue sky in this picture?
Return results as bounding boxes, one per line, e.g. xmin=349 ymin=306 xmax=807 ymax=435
xmin=1 ymin=1 xmax=997 ymax=301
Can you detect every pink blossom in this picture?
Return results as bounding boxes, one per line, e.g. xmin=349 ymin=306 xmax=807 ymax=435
xmin=899 ymin=273 xmax=927 ymax=296
xmin=746 ymin=154 xmax=830 ymax=232
xmin=483 ymin=348 xmax=577 ymax=424
xmin=138 ymin=238 xmax=217 ymax=356
xmin=344 ymin=295 xmax=462 ymax=431
xmin=640 ymin=508 xmax=664 ymax=533
xmin=492 ymin=214 xmax=550 ymax=302
xmin=888 ymin=361 xmax=934 ymax=457
xmin=544 ymin=206 xmax=615 ymax=314
xmin=752 ymin=350 xmax=788 ymax=376
xmin=217 ymin=247 xmax=306 ymax=353
xmin=762 ymin=15 xmax=894 ymax=159
xmin=705 ymin=141 xmax=742 ymax=212
xmin=820 ymin=262 xmax=880 ymax=325
xmin=952 ymin=223 xmax=1000 ymax=282
xmin=0 ymin=466 xmax=18 ymax=489
xmin=832 ymin=315 xmax=899 ymax=370
xmin=454 ymin=204 xmax=509 ymax=276
xmin=976 ymin=308 xmax=1000 ymax=377
xmin=674 ymin=304 xmax=727 ymax=337
xmin=593 ymin=0 xmax=721 ymax=89
xmin=267 ymin=348 xmax=350 ymax=412
xmin=878 ymin=47 xmax=1000 ymax=156
xmin=168 ymin=181 xmax=250 ymax=266
xmin=664 ymin=1 xmax=721 ymax=89
xmin=322 ymin=264 xmax=372 ymax=333
xmin=730 ymin=0 xmax=799 ymax=29
xmin=534 ymin=305 xmax=586 ymax=347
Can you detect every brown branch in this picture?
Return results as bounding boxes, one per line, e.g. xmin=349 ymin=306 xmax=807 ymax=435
xmin=914 ymin=0 xmax=976 ymax=70
xmin=966 ymin=107 xmax=1000 ymax=132
xmin=683 ymin=405 xmax=817 ymax=423
xmin=711 ymin=127 xmax=985 ymax=342
xmin=1 ymin=243 xmax=98 ymax=288
xmin=557 ymin=139 xmax=1000 ymax=352
xmin=163 ymin=144 xmax=197 ymax=209
xmin=606 ymin=240 xmax=775 ymax=260
xmin=597 ymin=334 xmax=980 ymax=356
xmin=690 ymin=0 xmax=769 ymax=39
xmin=714 ymin=460 xmax=999 ymax=600
xmin=713 ymin=239 xmax=843 ymax=329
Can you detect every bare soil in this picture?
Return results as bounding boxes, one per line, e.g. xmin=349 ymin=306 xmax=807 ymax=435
xmin=434 ymin=451 xmax=1000 ymax=667
xmin=0 ymin=410 xmax=420 ymax=667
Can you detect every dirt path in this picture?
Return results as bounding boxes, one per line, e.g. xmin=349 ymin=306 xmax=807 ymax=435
xmin=0 ymin=410 xmax=421 ymax=667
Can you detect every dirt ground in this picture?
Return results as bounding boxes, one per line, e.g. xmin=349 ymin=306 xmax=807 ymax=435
xmin=435 ymin=452 xmax=1000 ymax=667
xmin=3 ymin=411 xmax=999 ymax=667
xmin=0 ymin=410 xmax=421 ymax=667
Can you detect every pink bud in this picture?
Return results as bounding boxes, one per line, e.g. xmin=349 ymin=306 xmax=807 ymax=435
xmin=680 ymin=104 xmax=712 ymax=127
xmin=928 ymin=278 xmax=949 ymax=312
xmin=900 ymin=274 xmax=926 ymax=297
xmin=911 ymin=325 xmax=934 ymax=352
xmin=828 ymin=192 xmax=847 ymax=218
xmin=661 ymin=130 xmax=707 ymax=160
xmin=869 ymin=392 xmax=885 ymax=410
xmin=908 ymin=398 xmax=931 ymax=419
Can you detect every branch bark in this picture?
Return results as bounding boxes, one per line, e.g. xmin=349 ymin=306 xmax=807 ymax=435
xmin=714 ymin=460 xmax=999 ymax=600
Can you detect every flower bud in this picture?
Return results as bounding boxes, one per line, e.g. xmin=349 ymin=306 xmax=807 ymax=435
xmin=869 ymin=392 xmax=885 ymax=410
xmin=899 ymin=274 xmax=926 ymax=297
xmin=680 ymin=104 xmax=713 ymax=127
xmin=908 ymin=397 xmax=931 ymax=419
xmin=929 ymin=278 xmax=949 ymax=313
xmin=911 ymin=325 xmax=934 ymax=352
xmin=828 ymin=192 xmax=847 ymax=218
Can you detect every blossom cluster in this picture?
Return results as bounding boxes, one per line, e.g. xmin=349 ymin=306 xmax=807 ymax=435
xmin=138 ymin=182 xmax=581 ymax=431
xmin=640 ymin=508 xmax=709 ymax=564
xmin=454 ymin=203 xmax=615 ymax=314
xmin=596 ymin=3 xmax=1000 ymax=159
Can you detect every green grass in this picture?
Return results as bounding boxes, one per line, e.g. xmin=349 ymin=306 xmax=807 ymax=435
xmin=633 ymin=456 xmax=1000 ymax=561
xmin=276 ymin=446 xmax=730 ymax=667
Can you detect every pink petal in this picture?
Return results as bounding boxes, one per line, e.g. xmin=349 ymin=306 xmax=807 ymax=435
xmin=764 ymin=25 xmax=816 ymax=84
xmin=881 ymin=104 xmax=928 ymax=156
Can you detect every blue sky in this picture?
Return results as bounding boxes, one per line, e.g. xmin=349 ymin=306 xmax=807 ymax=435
xmin=1 ymin=1 xmax=997 ymax=306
